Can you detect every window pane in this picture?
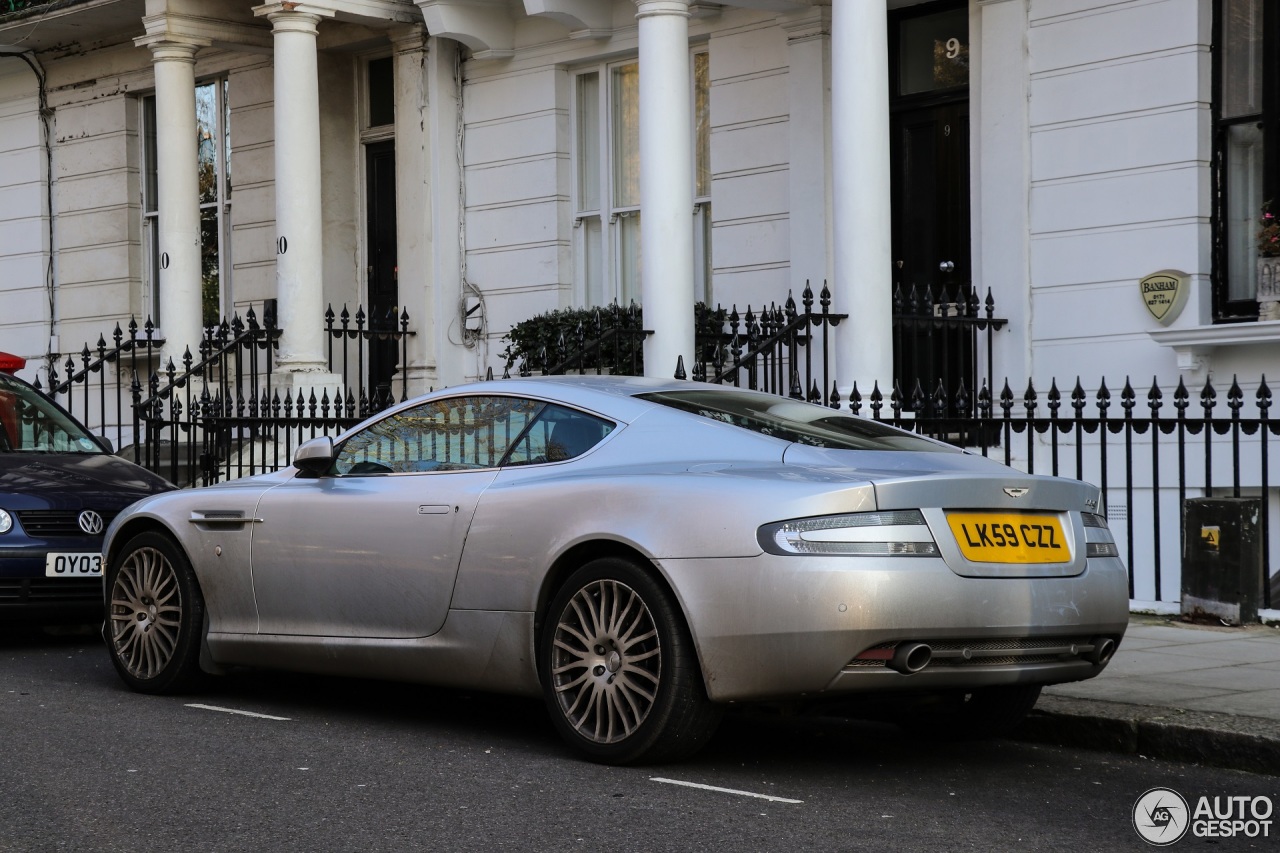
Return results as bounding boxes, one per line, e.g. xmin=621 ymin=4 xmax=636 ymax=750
xmin=619 ymin=211 xmax=642 ymax=306
xmin=503 ymin=404 xmax=615 ymax=466
xmin=223 ymin=78 xmax=232 ymax=198
xmin=368 ymin=57 xmax=394 ymax=127
xmin=145 ymin=217 xmax=160 ymax=318
xmin=142 ymin=96 xmax=158 ymax=213
xmin=1221 ymin=0 xmax=1264 ymax=119
xmin=611 ymin=63 xmax=640 ymax=208
xmin=576 ymin=72 xmax=600 ymax=211
xmin=638 ymin=389 xmax=952 ymax=452
xmin=335 ymin=397 xmax=545 ymax=474
xmin=899 ymin=8 xmax=969 ymax=95
xmin=200 ymin=207 xmax=221 ymax=326
xmin=1226 ymin=122 xmax=1266 ymax=301
xmin=582 ymin=215 xmax=604 ymax=307
xmin=694 ymin=52 xmax=710 ymax=199
xmin=694 ymin=201 xmax=712 ymax=304
xmin=196 ymin=82 xmax=218 ymax=205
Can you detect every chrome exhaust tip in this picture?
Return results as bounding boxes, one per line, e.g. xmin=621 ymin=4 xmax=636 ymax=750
xmin=1086 ymin=636 xmax=1116 ymax=666
xmin=889 ymin=642 xmax=932 ymax=674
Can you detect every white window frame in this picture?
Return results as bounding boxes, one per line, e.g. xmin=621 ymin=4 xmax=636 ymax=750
xmin=571 ymin=48 xmax=711 ymax=310
xmin=140 ymin=77 xmax=233 ymax=328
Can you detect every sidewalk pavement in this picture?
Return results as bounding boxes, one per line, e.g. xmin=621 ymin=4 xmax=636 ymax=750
xmin=1015 ymin=615 xmax=1280 ymax=775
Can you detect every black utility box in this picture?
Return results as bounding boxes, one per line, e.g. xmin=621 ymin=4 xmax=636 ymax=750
xmin=1182 ymin=497 xmax=1263 ymax=625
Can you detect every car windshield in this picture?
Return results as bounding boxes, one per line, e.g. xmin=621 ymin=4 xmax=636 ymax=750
xmin=0 ymin=373 xmax=104 ymax=454
xmin=638 ymin=388 xmax=952 ymax=452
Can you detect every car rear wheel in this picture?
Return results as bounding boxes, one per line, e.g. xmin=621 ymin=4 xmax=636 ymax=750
xmin=540 ymin=557 xmax=721 ymax=765
xmin=106 ymin=531 xmax=205 ymax=694
xmin=899 ymin=684 xmax=1043 ymax=740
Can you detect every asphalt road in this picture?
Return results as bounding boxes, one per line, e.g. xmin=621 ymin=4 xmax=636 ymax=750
xmin=2 ymin=627 xmax=1276 ymax=853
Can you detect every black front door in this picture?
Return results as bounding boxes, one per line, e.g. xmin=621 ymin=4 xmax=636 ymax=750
xmin=366 ymin=141 xmax=399 ymax=403
xmin=891 ymin=102 xmax=970 ymax=298
xmin=889 ymin=0 xmax=973 ymax=408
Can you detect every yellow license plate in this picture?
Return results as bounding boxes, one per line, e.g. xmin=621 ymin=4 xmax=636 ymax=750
xmin=946 ymin=512 xmax=1071 ymax=564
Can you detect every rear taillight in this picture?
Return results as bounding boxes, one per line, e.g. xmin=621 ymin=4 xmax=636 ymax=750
xmin=759 ymin=510 xmax=938 ymax=556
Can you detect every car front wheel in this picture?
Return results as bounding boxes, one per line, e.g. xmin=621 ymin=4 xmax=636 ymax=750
xmin=106 ymin=531 xmax=206 ymax=694
xmin=540 ymin=557 xmax=721 ymax=765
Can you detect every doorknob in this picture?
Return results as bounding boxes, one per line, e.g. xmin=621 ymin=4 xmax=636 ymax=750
xmin=939 ymin=261 xmax=955 ymax=273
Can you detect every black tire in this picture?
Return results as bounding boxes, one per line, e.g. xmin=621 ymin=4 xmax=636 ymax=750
xmin=540 ymin=557 xmax=722 ymax=765
xmin=899 ymin=684 xmax=1043 ymax=740
xmin=105 ymin=531 xmax=207 ymax=694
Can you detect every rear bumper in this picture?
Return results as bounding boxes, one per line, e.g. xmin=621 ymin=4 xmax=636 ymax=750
xmin=659 ymin=553 xmax=1130 ymax=702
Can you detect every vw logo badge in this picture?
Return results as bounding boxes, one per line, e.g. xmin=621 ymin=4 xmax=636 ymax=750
xmin=77 ymin=510 xmax=104 ymax=535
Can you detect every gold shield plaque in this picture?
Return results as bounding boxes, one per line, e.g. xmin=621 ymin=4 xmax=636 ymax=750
xmin=1139 ymin=270 xmax=1189 ymax=324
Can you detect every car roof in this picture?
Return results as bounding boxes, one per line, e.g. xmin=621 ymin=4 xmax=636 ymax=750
xmin=429 ymin=375 xmax=704 ymax=423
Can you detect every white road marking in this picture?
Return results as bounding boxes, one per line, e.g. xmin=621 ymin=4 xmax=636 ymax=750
xmin=650 ymin=777 xmax=803 ymax=804
xmin=186 ymin=703 xmax=291 ymax=721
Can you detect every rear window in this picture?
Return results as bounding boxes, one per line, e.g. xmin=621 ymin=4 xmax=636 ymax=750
xmin=637 ymin=389 xmax=951 ymax=453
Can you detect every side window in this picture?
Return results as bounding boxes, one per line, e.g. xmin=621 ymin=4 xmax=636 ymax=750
xmin=333 ymin=396 xmax=545 ymax=475
xmin=503 ymin=404 xmax=615 ymax=466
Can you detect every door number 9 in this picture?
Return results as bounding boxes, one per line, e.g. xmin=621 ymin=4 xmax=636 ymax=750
xmin=946 ymin=38 xmax=961 ymax=60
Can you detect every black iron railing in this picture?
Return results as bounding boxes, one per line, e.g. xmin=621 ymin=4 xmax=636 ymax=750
xmin=691 ymin=284 xmax=847 ymax=405
xmin=505 ymin=302 xmax=651 ymax=377
xmin=892 ymin=282 xmax=1007 ymax=411
xmin=42 ymin=305 xmax=413 ymax=485
xmin=503 ymin=284 xmax=851 ymax=405
xmin=504 ymin=282 xmax=1004 ymax=412
xmin=859 ymin=374 xmax=1278 ymax=611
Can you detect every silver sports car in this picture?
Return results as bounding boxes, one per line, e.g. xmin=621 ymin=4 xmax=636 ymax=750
xmin=102 ymin=376 xmax=1128 ymax=763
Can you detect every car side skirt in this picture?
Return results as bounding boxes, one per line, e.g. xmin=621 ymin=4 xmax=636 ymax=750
xmin=205 ymin=609 xmax=542 ymax=697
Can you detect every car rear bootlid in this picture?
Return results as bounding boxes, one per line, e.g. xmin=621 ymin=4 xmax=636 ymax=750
xmin=783 ymin=446 xmax=1100 ymax=579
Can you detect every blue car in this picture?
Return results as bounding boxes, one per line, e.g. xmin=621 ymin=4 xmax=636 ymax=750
xmin=0 ymin=364 xmax=173 ymax=624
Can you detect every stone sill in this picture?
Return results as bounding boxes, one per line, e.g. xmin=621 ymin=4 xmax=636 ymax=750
xmin=1148 ymin=320 xmax=1280 ymax=373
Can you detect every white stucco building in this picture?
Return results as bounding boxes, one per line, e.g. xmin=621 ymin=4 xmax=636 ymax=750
xmin=1 ymin=0 xmax=1278 ymax=614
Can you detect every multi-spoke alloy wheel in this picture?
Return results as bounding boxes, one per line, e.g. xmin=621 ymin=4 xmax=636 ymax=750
xmin=540 ymin=558 xmax=721 ymax=765
xmin=549 ymin=578 xmax=661 ymax=744
xmin=106 ymin=531 xmax=205 ymax=694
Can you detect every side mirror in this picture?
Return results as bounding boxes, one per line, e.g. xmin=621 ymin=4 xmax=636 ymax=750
xmin=95 ymin=435 xmax=115 ymax=453
xmin=293 ymin=436 xmax=336 ymax=477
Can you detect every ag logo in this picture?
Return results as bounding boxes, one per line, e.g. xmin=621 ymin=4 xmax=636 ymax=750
xmin=1133 ymin=787 xmax=1190 ymax=846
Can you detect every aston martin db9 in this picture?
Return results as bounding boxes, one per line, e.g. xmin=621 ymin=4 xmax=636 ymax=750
xmin=102 ymin=376 xmax=1128 ymax=763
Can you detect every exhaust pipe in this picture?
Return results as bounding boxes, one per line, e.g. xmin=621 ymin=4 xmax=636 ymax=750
xmin=889 ymin=642 xmax=932 ymax=674
xmin=1086 ymin=636 xmax=1116 ymax=666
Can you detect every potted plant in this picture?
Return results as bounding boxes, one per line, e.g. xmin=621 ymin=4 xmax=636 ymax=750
xmin=1257 ymin=203 xmax=1280 ymax=320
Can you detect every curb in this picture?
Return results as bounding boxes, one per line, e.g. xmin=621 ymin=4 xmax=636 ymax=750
xmin=1013 ymin=695 xmax=1280 ymax=777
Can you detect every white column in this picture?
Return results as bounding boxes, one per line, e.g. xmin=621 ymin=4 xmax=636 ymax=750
xmin=390 ymin=26 xmax=436 ymax=394
xmin=138 ymin=38 xmax=205 ymax=365
xmin=635 ymin=0 xmax=695 ymax=379
xmin=974 ymin=1 xmax=1031 ymax=384
xmin=781 ymin=9 xmax=833 ymax=297
xmin=255 ymin=3 xmax=336 ymax=384
xmin=832 ymin=0 xmax=893 ymax=398
xmin=427 ymin=37 xmax=467 ymax=388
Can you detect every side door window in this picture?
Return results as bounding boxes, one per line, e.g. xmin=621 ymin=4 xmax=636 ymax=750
xmin=333 ymin=396 xmax=545 ymax=475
